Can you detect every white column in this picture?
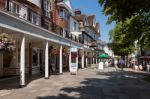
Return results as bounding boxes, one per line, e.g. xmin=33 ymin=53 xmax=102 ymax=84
xmin=20 ymin=35 xmax=25 ymax=87
xmin=69 ymin=48 xmax=71 ymax=72
xmin=86 ymin=57 xmax=88 ymax=67
xmin=76 ymin=54 xmax=78 ymax=69
xmin=91 ymin=57 xmax=93 ymax=64
xmin=96 ymin=58 xmax=98 ymax=64
xmin=93 ymin=57 xmax=95 ymax=64
xmin=82 ymin=55 xmax=84 ymax=69
xmin=38 ymin=50 xmax=40 ymax=67
xmin=59 ymin=45 xmax=63 ymax=74
xmin=45 ymin=41 xmax=49 ymax=79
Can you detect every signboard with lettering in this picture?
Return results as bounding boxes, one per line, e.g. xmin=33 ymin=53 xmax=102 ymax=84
xmin=70 ymin=47 xmax=78 ymax=74
xmin=70 ymin=63 xmax=78 ymax=74
xmin=70 ymin=47 xmax=77 ymax=52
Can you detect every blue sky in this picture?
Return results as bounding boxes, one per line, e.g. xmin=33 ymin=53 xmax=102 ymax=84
xmin=71 ymin=0 xmax=115 ymax=42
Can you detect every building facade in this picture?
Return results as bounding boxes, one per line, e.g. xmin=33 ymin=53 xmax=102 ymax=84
xmin=0 ymin=0 xmax=100 ymax=87
xmin=73 ymin=9 xmax=100 ymax=66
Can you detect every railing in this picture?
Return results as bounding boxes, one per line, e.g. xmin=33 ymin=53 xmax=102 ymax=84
xmin=65 ymin=33 xmax=83 ymax=43
xmin=1 ymin=1 xmax=83 ymax=44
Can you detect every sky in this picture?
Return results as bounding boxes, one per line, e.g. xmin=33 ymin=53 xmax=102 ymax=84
xmin=71 ymin=0 xmax=115 ymax=42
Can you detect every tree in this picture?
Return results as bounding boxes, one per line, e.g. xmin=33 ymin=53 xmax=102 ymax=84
xmin=99 ymin=0 xmax=150 ymax=23
xmin=108 ymin=20 xmax=136 ymax=68
xmin=99 ymin=0 xmax=150 ymax=50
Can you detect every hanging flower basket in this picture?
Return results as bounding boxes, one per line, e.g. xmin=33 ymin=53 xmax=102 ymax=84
xmin=63 ymin=48 xmax=69 ymax=56
xmin=51 ymin=48 xmax=59 ymax=55
xmin=0 ymin=33 xmax=15 ymax=53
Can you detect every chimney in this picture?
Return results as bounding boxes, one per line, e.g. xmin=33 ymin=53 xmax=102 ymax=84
xmin=75 ymin=9 xmax=81 ymax=15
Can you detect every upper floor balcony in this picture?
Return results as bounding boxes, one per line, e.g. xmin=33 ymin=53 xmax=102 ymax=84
xmin=0 ymin=0 xmax=83 ymax=44
xmin=58 ymin=30 xmax=83 ymax=44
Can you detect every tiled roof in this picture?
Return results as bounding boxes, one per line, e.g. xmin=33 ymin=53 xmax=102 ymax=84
xmin=74 ymin=14 xmax=86 ymax=21
xmin=74 ymin=14 xmax=100 ymax=35
xmin=87 ymin=15 xmax=95 ymax=26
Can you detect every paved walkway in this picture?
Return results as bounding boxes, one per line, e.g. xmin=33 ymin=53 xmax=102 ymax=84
xmin=0 ymin=67 xmax=150 ymax=99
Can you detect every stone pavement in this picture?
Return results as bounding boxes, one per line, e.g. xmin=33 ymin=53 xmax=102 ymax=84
xmin=0 ymin=67 xmax=150 ymax=99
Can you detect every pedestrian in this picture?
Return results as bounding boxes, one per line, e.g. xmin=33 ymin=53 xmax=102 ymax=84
xmin=139 ymin=64 xmax=143 ymax=71
xmin=49 ymin=59 xmax=54 ymax=75
xmin=147 ymin=64 xmax=150 ymax=71
xmin=105 ymin=60 xmax=109 ymax=67
xmin=114 ymin=58 xmax=118 ymax=71
xmin=119 ymin=58 xmax=125 ymax=71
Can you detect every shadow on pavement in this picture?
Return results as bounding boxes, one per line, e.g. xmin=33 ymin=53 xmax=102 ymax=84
xmin=0 ymin=73 xmax=44 ymax=90
xmin=37 ymin=70 xmax=150 ymax=99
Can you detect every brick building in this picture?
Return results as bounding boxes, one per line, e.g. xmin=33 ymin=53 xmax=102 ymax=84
xmin=0 ymin=0 xmax=100 ymax=87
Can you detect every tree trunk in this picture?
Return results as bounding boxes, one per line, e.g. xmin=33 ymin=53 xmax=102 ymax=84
xmin=126 ymin=54 xmax=129 ymax=68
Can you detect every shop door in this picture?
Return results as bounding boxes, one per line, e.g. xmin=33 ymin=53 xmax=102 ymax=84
xmin=32 ymin=49 xmax=41 ymax=74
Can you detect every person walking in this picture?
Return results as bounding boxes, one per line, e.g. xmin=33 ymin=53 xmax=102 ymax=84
xmin=114 ymin=58 xmax=118 ymax=71
xmin=119 ymin=58 xmax=125 ymax=71
xmin=49 ymin=58 xmax=54 ymax=75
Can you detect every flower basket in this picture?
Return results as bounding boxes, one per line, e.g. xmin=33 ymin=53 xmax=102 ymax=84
xmin=0 ymin=33 xmax=15 ymax=53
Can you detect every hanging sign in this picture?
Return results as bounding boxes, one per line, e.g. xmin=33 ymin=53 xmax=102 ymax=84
xmin=70 ymin=47 xmax=77 ymax=52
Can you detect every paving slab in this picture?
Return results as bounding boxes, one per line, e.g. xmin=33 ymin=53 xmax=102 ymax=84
xmin=0 ymin=67 xmax=150 ymax=99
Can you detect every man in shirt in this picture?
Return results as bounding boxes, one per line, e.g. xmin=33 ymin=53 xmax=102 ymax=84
xmin=119 ymin=58 xmax=125 ymax=71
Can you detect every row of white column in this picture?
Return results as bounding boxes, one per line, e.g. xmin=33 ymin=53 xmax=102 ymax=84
xmin=91 ymin=57 xmax=98 ymax=64
xmin=19 ymin=36 xmax=85 ymax=87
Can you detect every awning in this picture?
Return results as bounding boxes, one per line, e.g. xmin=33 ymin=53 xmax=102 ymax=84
xmin=98 ymin=53 xmax=109 ymax=59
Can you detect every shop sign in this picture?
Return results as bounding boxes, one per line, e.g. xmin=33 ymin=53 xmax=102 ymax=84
xmin=70 ymin=47 xmax=77 ymax=52
xmin=70 ymin=63 xmax=78 ymax=74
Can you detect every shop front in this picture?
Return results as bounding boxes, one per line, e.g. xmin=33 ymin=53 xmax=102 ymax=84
xmin=62 ymin=47 xmax=70 ymax=72
xmin=49 ymin=45 xmax=60 ymax=74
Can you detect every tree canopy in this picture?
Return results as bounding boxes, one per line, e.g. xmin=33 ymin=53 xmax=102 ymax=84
xmin=108 ymin=19 xmax=136 ymax=56
xmin=99 ymin=0 xmax=150 ymax=56
xmin=99 ymin=0 xmax=150 ymax=23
